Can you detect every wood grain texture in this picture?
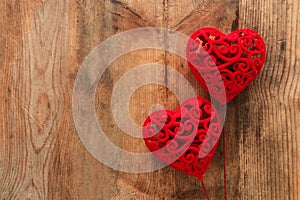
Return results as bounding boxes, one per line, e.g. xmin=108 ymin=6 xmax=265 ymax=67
xmin=0 ymin=0 xmax=299 ymax=199
xmin=236 ymin=0 xmax=300 ymax=199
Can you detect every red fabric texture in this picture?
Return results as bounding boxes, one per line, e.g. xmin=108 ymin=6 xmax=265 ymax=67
xmin=142 ymin=97 xmax=221 ymax=181
xmin=186 ymin=28 xmax=266 ymax=104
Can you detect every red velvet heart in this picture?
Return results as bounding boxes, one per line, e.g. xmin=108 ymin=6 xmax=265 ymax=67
xmin=142 ymin=97 xmax=221 ymax=180
xmin=186 ymin=28 xmax=266 ymax=104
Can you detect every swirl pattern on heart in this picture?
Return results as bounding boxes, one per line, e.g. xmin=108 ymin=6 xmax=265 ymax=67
xmin=186 ymin=28 xmax=266 ymax=104
xmin=142 ymin=97 xmax=221 ymax=180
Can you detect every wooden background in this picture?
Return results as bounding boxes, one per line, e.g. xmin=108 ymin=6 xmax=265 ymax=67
xmin=0 ymin=0 xmax=299 ymax=199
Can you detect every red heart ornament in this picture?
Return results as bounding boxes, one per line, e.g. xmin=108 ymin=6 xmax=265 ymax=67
xmin=186 ymin=28 xmax=266 ymax=104
xmin=142 ymin=97 xmax=221 ymax=180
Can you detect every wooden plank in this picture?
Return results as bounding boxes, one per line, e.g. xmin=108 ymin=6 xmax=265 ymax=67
xmin=0 ymin=0 xmax=299 ymax=199
xmin=237 ymin=0 xmax=300 ymax=199
xmin=0 ymin=0 xmax=68 ymax=199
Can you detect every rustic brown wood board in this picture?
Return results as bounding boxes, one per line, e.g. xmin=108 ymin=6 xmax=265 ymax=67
xmin=0 ymin=0 xmax=299 ymax=199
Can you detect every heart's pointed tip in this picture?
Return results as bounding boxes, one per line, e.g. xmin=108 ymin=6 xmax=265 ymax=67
xmin=197 ymin=175 xmax=204 ymax=182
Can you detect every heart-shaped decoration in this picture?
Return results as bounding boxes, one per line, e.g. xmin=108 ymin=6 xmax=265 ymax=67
xmin=186 ymin=28 xmax=266 ymax=104
xmin=142 ymin=97 xmax=221 ymax=180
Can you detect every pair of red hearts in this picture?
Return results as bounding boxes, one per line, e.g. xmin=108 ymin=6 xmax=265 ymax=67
xmin=143 ymin=28 xmax=266 ymax=180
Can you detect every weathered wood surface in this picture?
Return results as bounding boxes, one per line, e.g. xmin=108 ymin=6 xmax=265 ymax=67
xmin=0 ymin=0 xmax=299 ymax=199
